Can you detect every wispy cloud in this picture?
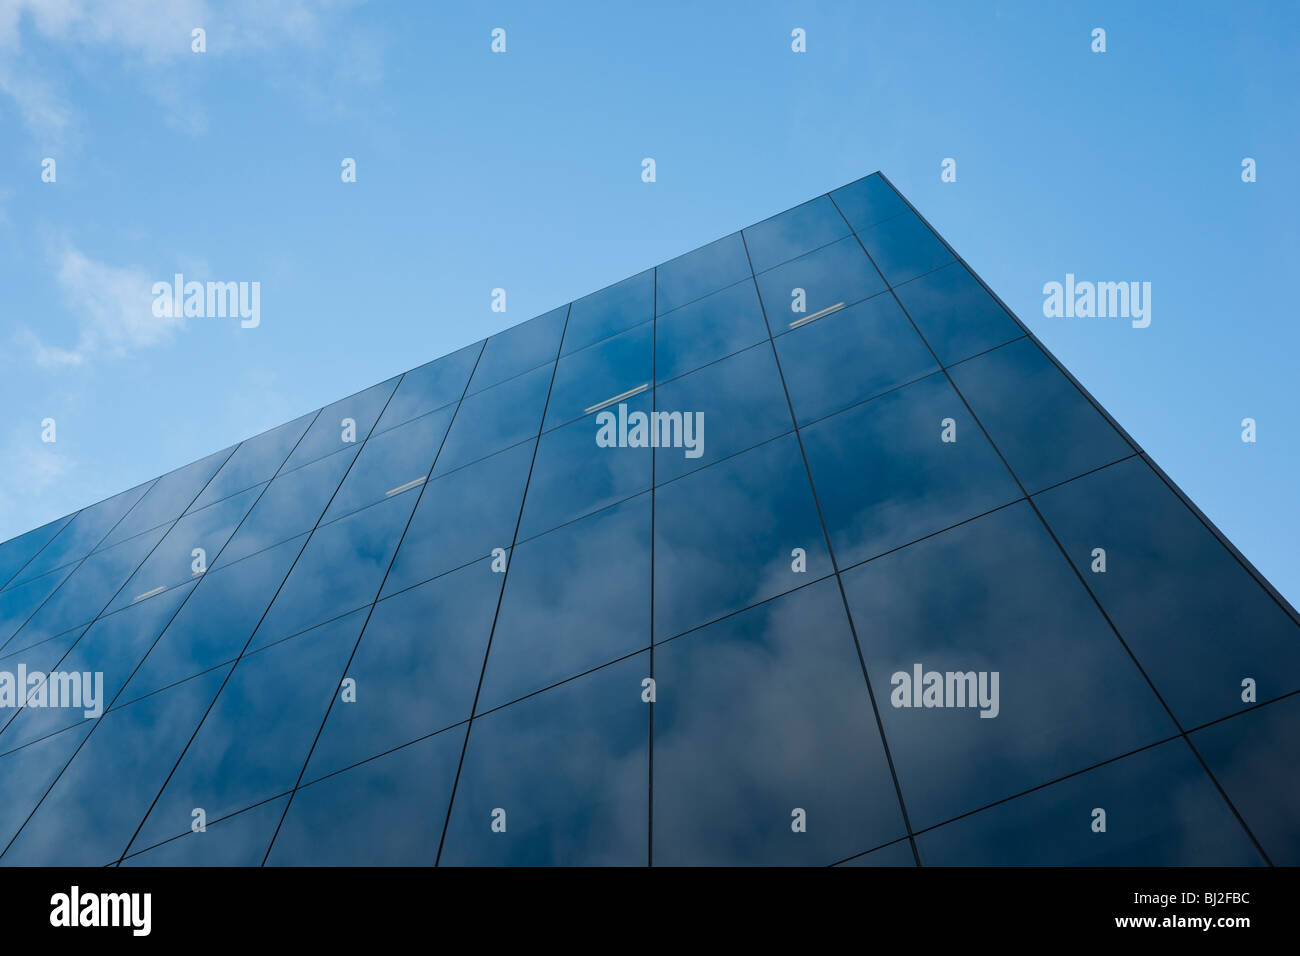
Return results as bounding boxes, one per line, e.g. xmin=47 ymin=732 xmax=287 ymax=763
xmin=18 ymin=246 xmax=180 ymax=367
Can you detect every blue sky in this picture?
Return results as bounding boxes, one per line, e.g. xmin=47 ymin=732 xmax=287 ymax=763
xmin=1 ymin=0 xmax=1297 ymax=606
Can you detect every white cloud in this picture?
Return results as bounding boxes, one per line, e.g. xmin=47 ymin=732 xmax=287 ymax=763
xmin=18 ymin=246 xmax=181 ymax=366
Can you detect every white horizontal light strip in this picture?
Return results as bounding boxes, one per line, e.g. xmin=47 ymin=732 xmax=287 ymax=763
xmin=132 ymin=585 xmax=167 ymax=603
xmin=584 ymin=382 xmax=649 ymax=415
xmin=385 ymin=476 xmax=426 ymax=497
xmin=788 ymin=301 xmax=845 ymax=330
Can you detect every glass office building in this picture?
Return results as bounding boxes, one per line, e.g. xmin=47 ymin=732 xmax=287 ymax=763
xmin=0 ymin=173 xmax=1296 ymax=867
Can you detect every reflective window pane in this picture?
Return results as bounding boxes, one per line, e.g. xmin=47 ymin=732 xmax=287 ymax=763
xmin=106 ymin=484 xmax=262 ymax=614
xmin=654 ymin=578 xmax=906 ymax=865
xmin=655 ymin=279 xmax=768 ymax=384
xmin=1192 ymin=694 xmax=1300 ymax=866
xmin=122 ymin=534 xmax=307 ymax=701
xmin=270 ymin=728 xmax=464 ymax=866
xmin=755 ymin=236 xmax=887 ymax=326
xmin=653 ymin=342 xmax=791 ymax=483
xmin=830 ymin=174 xmax=908 ymax=232
xmin=742 ymin=196 xmax=850 ymax=273
xmin=122 ymin=796 xmax=288 ymax=866
xmin=99 ymin=447 xmax=235 ymax=547
xmin=916 ymin=739 xmax=1262 ymax=865
xmin=250 ymin=492 xmax=413 ymax=649
xmin=1033 ymin=457 xmax=1300 ymax=728
xmin=656 ymin=232 xmax=751 ymax=315
xmin=855 ymin=209 xmax=954 ymax=286
xmin=433 ymin=363 xmax=550 ymax=475
xmin=480 ymin=495 xmax=650 ymax=712
xmin=383 ymin=439 xmax=533 ymax=597
xmin=322 ymin=405 xmax=455 ymax=523
xmin=439 ymin=653 xmax=649 ymax=866
xmin=0 ymin=724 xmax=92 ymax=853
xmin=654 ymin=434 xmax=830 ymax=640
xmin=544 ymin=322 xmax=652 ymax=431
xmin=214 ymin=446 xmax=356 ymax=569
xmin=949 ymin=337 xmax=1133 ymax=493
xmin=836 ymin=839 xmax=917 ymax=867
xmin=562 ymin=269 xmax=653 ymax=355
xmin=773 ymin=292 xmax=938 ymax=425
xmin=129 ymin=609 xmax=365 ymax=853
xmin=0 ymin=565 xmax=76 ymax=651
xmin=14 ymin=482 xmax=153 ymax=584
xmin=468 ymin=305 xmax=566 ymax=393
xmin=1 ymin=668 xmax=228 ymax=866
xmin=841 ymin=502 xmax=1175 ymax=830
xmin=519 ymin=392 xmax=651 ymax=541
xmin=802 ymin=372 xmax=1021 ymax=568
xmin=893 ymin=262 xmax=1023 ymax=366
xmin=188 ymin=413 xmax=314 ymax=512
xmin=281 ymin=377 xmax=399 ymax=472
xmin=0 ymin=515 xmax=73 ymax=590
xmin=306 ymin=560 xmax=501 ymax=780
xmin=374 ymin=342 xmax=480 ymax=434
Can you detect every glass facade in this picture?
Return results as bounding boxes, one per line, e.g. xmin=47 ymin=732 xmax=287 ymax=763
xmin=0 ymin=172 xmax=1296 ymax=867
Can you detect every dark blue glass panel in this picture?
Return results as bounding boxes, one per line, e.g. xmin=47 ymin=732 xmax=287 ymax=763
xmin=0 ymin=516 xmax=72 ymax=590
xmin=322 ymin=405 xmax=454 ymax=522
xmin=656 ymin=232 xmax=751 ymax=315
xmin=544 ymin=322 xmax=652 ymax=431
xmin=830 ymin=174 xmax=908 ymax=232
xmin=653 ymin=342 xmax=791 ymax=483
xmin=802 ymin=372 xmax=1021 ymax=568
xmin=855 ymin=210 xmax=954 ymax=286
xmin=439 ymin=653 xmax=649 ymax=866
xmin=519 ymin=392 xmax=651 ymax=540
xmin=0 ymin=565 xmax=76 ymax=650
xmin=0 ymin=582 xmax=195 ymax=752
xmin=129 ymin=609 xmax=364 ymax=852
xmin=121 ymin=796 xmax=287 ymax=866
xmin=951 ymin=338 xmax=1133 ymax=492
xmin=841 ymin=502 xmax=1176 ymax=830
xmin=5 ymin=525 xmax=170 ymax=654
xmin=916 ymin=739 xmax=1263 ymax=865
xmin=121 ymin=534 xmax=305 ymax=702
xmin=188 ymin=413 xmax=314 ymax=512
xmin=773 ymin=292 xmax=938 ymax=425
xmin=836 ymin=839 xmax=917 ymax=867
xmin=1192 ymin=695 xmax=1300 ymax=865
xmin=0 ymin=724 xmax=92 ymax=853
xmin=281 ymin=377 xmax=399 ymax=472
xmin=743 ymin=196 xmax=850 ymax=273
xmin=214 ymin=446 xmax=355 ymax=569
xmin=893 ymin=262 xmax=1023 ymax=366
xmin=106 ymin=484 xmax=262 ymax=614
xmin=13 ymin=482 xmax=153 ymax=584
xmin=654 ymin=434 xmax=830 ymax=640
xmin=1033 ymin=457 xmax=1300 ymax=728
xmin=433 ymin=363 xmax=550 ymax=475
xmin=754 ymin=236 xmax=887 ymax=328
xmin=562 ymin=269 xmax=654 ymax=355
xmin=655 ymin=280 xmax=768 ymax=384
xmin=468 ymin=306 xmax=566 ymax=394
xmin=305 ymin=560 xmax=501 ymax=780
xmin=654 ymin=578 xmax=907 ymax=865
xmin=383 ymin=440 xmax=533 ymax=597
xmin=374 ymin=342 xmax=480 ymax=434
xmin=250 ymin=493 xmax=413 ymax=650
xmin=1 ymin=668 xmax=227 ymax=866
xmin=270 ymin=727 xmax=465 ymax=866
xmin=99 ymin=447 xmax=234 ymax=548
xmin=479 ymin=496 xmax=650 ymax=712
